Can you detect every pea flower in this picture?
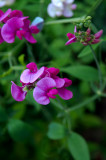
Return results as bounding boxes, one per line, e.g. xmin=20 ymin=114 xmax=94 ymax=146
xmin=11 ymin=62 xmax=73 ymax=105
xmin=0 ymin=0 xmax=15 ymax=8
xmin=47 ymin=0 xmax=77 ymax=18
xmin=0 ymin=9 xmax=44 ymax=44
xmin=65 ymin=26 xmax=103 ymax=46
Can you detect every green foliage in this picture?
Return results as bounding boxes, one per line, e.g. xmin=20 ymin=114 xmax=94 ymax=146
xmin=61 ymin=65 xmax=99 ymax=81
xmin=68 ymin=132 xmax=90 ymax=160
xmin=47 ymin=122 xmax=65 ymax=140
xmin=7 ymin=119 xmax=34 ymax=142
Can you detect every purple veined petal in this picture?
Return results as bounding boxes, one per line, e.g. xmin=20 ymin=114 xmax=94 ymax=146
xmin=0 ymin=27 xmax=4 ymax=44
xmin=65 ymin=36 xmax=76 ymax=45
xmin=94 ymin=29 xmax=103 ymax=39
xmin=23 ymin=31 xmax=37 ymax=43
xmin=47 ymin=3 xmax=62 ymax=18
xmin=67 ymin=33 xmax=75 ymax=39
xmin=57 ymin=87 xmax=73 ymax=100
xmin=63 ymin=4 xmax=73 ymax=17
xmin=0 ymin=1 xmax=6 ymax=7
xmin=11 ymin=81 xmax=27 ymax=101
xmin=71 ymin=4 xmax=77 ymax=10
xmin=33 ymin=87 xmax=50 ymax=105
xmin=26 ymin=62 xmax=38 ymax=72
xmin=1 ymin=17 xmax=24 ymax=43
xmin=36 ymin=77 xmax=56 ymax=92
xmin=54 ymin=76 xmax=65 ymax=88
xmin=20 ymin=67 xmax=44 ymax=83
xmin=52 ymin=0 xmax=63 ymax=8
xmin=0 ymin=8 xmax=12 ymax=22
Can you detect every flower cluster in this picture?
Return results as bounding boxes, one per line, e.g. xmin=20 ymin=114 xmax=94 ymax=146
xmin=11 ymin=62 xmax=73 ymax=105
xmin=65 ymin=26 xmax=103 ymax=46
xmin=0 ymin=9 xmax=44 ymax=44
xmin=0 ymin=0 xmax=15 ymax=8
xmin=47 ymin=0 xmax=77 ymax=18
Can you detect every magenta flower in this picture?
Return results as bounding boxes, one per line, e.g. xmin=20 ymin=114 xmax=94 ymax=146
xmin=33 ymin=77 xmax=58 ymax=105
xmin=57 ymin=78 xmax=73 ymax=100
xmin=0 ymin=9 xmax=43 ymax=44
xmin=17 ymin=19 xmax=39 ymax=43
xmin=11 ymin=81 xmax=27 ymax=101
xmin=41 ymin=67 xmax=65 ymax=88
xmin=0 ymin=27 xmax=4 ymax=44
xmin=66 ymin=26 xmax=103 ymax=46
xmin=65 ymin=26 xmax=77 ymax=45
xmin=20 ymin=62 xmax=45 ymax=84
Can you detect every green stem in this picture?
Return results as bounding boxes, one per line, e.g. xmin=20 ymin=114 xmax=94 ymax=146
xmin=66 ymin=94 xmax=99 ymax=112
xmin=45 ymin=16 xmax=85 ymax=25
xmin=89 ymin=44 xmax=103 ymax=90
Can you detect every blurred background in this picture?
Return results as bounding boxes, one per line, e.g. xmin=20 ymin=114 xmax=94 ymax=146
xmin=0 ymin=0 xmax=106 ymax=159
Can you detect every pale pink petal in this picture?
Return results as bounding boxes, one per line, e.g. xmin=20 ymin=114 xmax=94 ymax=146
xmin=63 ymin=5 xmax=73 ymax=17
xmin=52 ymin=0 xmax=63 ymax=8
xmin=57 ymin=87 xmax=73 ymax=100
xmin=65 ymin=0 xmax=74 ymax=4
xmin=33 ymin=87 xmax=50 ymax=105
xmin=47 ymin=3 xmax=62 ymax=18
xmin=0 ymin=1 xmax=6 ymax=7
xmin=11 ymin=81 xmax=27 ymax=101
xmin=71 ymin=4 xmax=77 ymax=10
xmin=37 ymin=77 xmax=56 ymax=92
xmin=74 ymin=26 xmax=77 ymax=33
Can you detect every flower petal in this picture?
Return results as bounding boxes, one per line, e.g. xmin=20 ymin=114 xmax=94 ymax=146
xmin=63 ymin=4 xmax=73 ymax=17
xmin=11 ymin=81 xmax=27 ymax=101
xmin=1 ymin=17 xmax=24 ymax=43
xmin=52 ymin=0 xmax=63 ymax=8
xmin=33 ymin=87 xmax=50 ymax=105
xmin=47 ymin=3 xmax=62 ymax=18
xmin=0 ymin=8 xmax=12 ymax=22
xmin=54 ymin=76 xmax=65 ymax=88
xmin=37 ymin=77 xmax=56 ymax=92
xmin=94 ymin=30 xmax=103 ymax=39
xmin=67 ymin=33 xmax=75 ymax=39
xmin=31 ymin=17 xmax=44 ymax=31
xmin=0 ymin=27 xmax=4 ymax=44
xmin=23 ymin=32 xmax=37 ymax=43
xmin=65 ymin=36 xmax=76 ymax=45
xmin=58 ymin=87 xmax=73 ymax=100
xmin=26 ymin=62 xmax=37 ymax=72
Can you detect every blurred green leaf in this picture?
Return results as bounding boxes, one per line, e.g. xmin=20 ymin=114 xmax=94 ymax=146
xmin=12 ymin=103 xmax=26 ymax=119
xmin=18 ymin=54 xmax=25 ymax=66
xmin=47 ymin=122 xmax=65 ymax=140
xmin=68 ymin=132 xmax=90 ymax=160
xmin=61 ymin=65 xmax=99 ymax=81
xmin=78 ymin=43 xmax=100 ymax=58
xmin=0 ymin=106 xmax=8 ymax=122
xmin=8 ymin=119 xmax=34 ymax=142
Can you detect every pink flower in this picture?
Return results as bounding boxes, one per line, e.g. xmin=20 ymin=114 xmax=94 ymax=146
xmin=33 ymin=77 xmax=58 ymax=105
xmin=65 ymin=26 xmax=77 ymax=45
xmin=17 ymin=19 xmax=39 ymax=43
xmin=57 ymin=78 xmax=73 ymax=100
xmin=20 ymin=62 xmax=45 ymax=84
xmin=91 ymin=29 xmax=103 ymax=44
xmin=11 ymin=81 xmax=27 ymax=101
xmin=41 ymin=67 xmax=65 ymax=88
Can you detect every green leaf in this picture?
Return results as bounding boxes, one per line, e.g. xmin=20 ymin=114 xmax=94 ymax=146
xmin=68 ymin=132 xmax=90 ymax=160
xmin=7 ymin=119 xmax=34 ymax=142
xmin=78 ymin=43 xmax=100 ymax=58
xmin=61 ymin=65 xmax=98 ymax=81
xmin=47 ymin=122 xmax=65 ymax=140
xmin=0 ymin=106 xmax=8 ymax=122
xmin=12 ymin=103 xmax=26 ymax=119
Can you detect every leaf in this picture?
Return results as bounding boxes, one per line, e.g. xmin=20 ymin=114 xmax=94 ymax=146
xmin=61 ymin=65 xmax=98 ymax=81
xmin=78 ymin=43 xmax=100 ymax=58
xmin=7 ymin=119 xmax=34 ymax=142
xmin=68 ymin=132 xmax=90 ymax=160
xmin=0 ymin=106 xmax=8 ymax=122
xmin=47 ymin=122 xmax=65 ymax=140
xmin=12 ymin=103 xmax=26 ymax=119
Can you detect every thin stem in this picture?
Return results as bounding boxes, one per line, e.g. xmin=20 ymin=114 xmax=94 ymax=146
xmin=45 ymin=16 xmax=85 ymax=25
xmin=89 ymin=44 xmax=103 ymax=90
xmin=66 ymin=94 xmax=99 ymax=113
